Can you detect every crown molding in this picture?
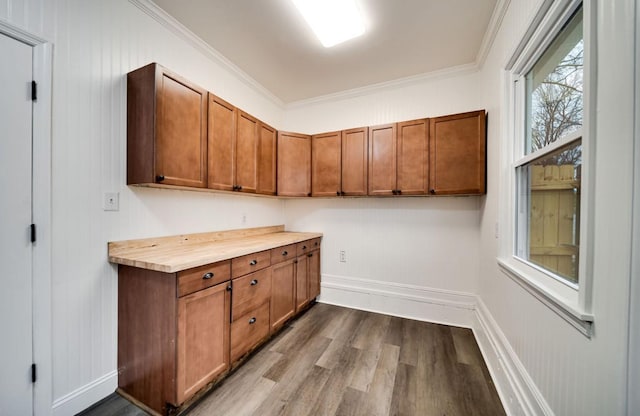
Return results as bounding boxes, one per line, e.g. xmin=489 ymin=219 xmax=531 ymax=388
xmin=476 ymin=0 xmax=511 ymax=67
xmin=285 ymin=62 xmax=479 ymax=109
xmin=129 ymin=0 xmax=285 ymax=109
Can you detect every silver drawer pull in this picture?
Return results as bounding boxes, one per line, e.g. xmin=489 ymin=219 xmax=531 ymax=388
xmin=202 ymin=272 xmax=214 ymax=280
xmin=250 ymin=279 xmax=258 ymax=286
xmin=249 ymin=317 xmax=257 ymax=324
xmin=249 ymin=259 xmax=258 ymax=266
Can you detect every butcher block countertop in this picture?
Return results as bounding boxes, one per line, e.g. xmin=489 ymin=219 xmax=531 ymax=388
xmin=108 ymin=225 xmax=322 ymax=273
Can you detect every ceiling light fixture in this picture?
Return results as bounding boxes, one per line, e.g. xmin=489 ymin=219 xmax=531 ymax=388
xmin=291 ymin=0 xmax=365 ymax=48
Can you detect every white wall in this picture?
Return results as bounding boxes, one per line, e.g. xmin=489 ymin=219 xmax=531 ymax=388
xmin=476 ymin=0 xmax=636 ymax=415
xmin=1 ymin=1 xmax=286 ymax=414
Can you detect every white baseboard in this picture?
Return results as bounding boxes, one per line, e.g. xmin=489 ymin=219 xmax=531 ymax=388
xmin=319 ymin=273 xmax=477 ymax=328
xmin=319 ymin=274 xmax=552 ymax=416
xmin=52 ymin=370 xmax=117 ymax=416
xmin=472 ymin=298 xmax=554 ymax=416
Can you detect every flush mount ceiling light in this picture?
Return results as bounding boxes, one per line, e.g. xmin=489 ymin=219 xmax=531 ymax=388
xmin=292 ymin=0 xmax=365 ymax=48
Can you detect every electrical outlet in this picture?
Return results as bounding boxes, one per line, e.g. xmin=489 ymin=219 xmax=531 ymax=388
xmin=103 ymin=192 xmax=119 ymax=211
xmin=241 ymin=213 xmax=247 ymax=224
xmin=339 ymin=250 xmax=346 ymax=263
xmin=495 ymin=221 xmax=499 ymax=239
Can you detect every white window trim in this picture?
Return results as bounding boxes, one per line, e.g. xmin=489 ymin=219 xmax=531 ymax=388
xmin=498 ymin=0 xmax=595 ymax=337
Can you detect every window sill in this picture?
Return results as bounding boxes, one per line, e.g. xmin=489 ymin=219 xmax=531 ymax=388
xmin=497 ymin=257 xmax=594 ymax=337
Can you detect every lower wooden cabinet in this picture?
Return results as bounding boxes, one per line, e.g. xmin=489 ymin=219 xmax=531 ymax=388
xmin=117 ymin=262 xmax=231 ymax=415
xmin=177 ymin=282 xmax=230 ymax=404
xmin=308 ymin=249 xmax=321 ymax=300
xmin=295 ymin=254 xmax=309 ymax=312
xmin=270 ymin=258 xmax=296 ymax=330
xmin=117 ymin=236 xmax=321 ymax=415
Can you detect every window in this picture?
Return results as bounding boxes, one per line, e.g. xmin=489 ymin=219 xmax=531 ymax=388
xmin=516 ymin=7 xmax=583 ymax=286
xmin=499 ymin=0 xmax=593 ymax=336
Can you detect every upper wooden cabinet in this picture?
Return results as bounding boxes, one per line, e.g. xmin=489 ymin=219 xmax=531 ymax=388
xmin=368 ymin=120 xmax=428 ymax=196
xmin=235 ymin=110 xmax=259 ymax=193
xmin=368 ymin=123 xmax=398 ymax=195
xmin=312 ymin=127 xmax=368 ymax=197
xmin=207 ymin=94 xmax=235 ymax=191
xmin=278 ymin=132 xmax=311 ymax=197
xmin=429 ymin=110 xmax=486 ymax=195
xmin=257 ymin=122 xmax=277 ymax=195
xmin=311 ymin=131 xmax=342 ymax=197
xmin=207 ymin=94 xmax=259 ymax=194
xmin=127 ymin=63 xmax=208 ymax=188
xmin=397 ymin=119 xmax=428 ymax=195
xmin=341 ymin=127 xmax=368 ymax=196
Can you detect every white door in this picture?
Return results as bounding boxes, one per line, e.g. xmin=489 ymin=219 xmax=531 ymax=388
xmin=0 ymin=32 xmax=35 ymax=415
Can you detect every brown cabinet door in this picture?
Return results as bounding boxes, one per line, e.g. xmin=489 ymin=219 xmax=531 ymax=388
xmin=308 ymin=249 xmax=320 ymax=300
xmin=295 ymin=255 xmax=309 ymax=312
xmin=176 ymin=282 xmax=230 ymax=404
xmin=397 ymin=119 xmax=428 ymax=195
xmin=368 ymin=123 xmax=397 ymax=195
xmin=155 ymin=67 xmax=208 ymax=188
xmin=235 ymin=110 xmax=258 ymax=193
xmin=311 ymin=131 xmax=342 ymax=197
xmin=277 ymin=132 xmax=311 ymax=197
xmin=341 ymin=127 xmax=368 ymax=196
xmin=429 ymin=110 xmax=486 ymax=195
xmin=257 ymin=122 xmax=277 ymax=195
xmin=270 ymin=259 xmax=296 ymax=330
xmin=231 ymin=267 xmax=272 ymax=320
xmin=207 ymin=93 xmax=235 ymax=191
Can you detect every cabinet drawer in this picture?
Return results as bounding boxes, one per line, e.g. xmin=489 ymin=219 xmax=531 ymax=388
xmin=177 ymin=260 xmax=231 ymax=297
xmin=270 ymin=244 xmax=297 ymax=265
xmin=296 ymin=238 xmax=321 ymax=256
xmin=230 ymin=301 xmax=270 ymax=362
xmin=232 ymin=268 xmax=272 ymax=320
xmin=231 ymin=250 xmax=271 ymax=278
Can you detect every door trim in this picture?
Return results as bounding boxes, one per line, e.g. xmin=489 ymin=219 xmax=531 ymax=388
xmin=0 ymin=20 xmax=53 ymax=416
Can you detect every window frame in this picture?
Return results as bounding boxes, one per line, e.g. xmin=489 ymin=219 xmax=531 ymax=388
xmin=498 ymin=0 xmax=595 ymax=336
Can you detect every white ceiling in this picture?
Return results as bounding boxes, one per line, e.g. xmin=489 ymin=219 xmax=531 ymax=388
xmin=152 ymin=0 xmax=499 ymax=104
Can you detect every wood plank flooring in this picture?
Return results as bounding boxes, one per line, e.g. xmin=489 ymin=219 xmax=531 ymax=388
xmin=80 ymin=304 xmax=505 ymax=416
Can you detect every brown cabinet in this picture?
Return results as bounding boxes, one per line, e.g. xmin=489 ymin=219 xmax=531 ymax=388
xmin=429 ymin=110 xmax=486 ymax=195
xmin=270 ymin=258 xmax=296 ymax=330
xmin=207 ymin=94 xmax=259 ymax=194
xmin=368 ymin=120 xmax=428 ymax=196
xmin=341 ymin=127 xmax=368 ymax=196
xmin=115 ymin=230 xmax=321 ymax=415
xmin=177 ymin=282 xmax=230 ymax=404
xmin=117 ymin=260 xmax=231 ymax=415
xmin=308 ymin=249 xmax=321 ymax=300
xmin=127 ymin=63 xmax=208 ymax=188
xmin=207 ymin=93 xmax=235 ymax=191
xmin=277 ymin=131 xmax=311 ymax=197
xmin=312 ymin=131 xmax=342 ymax=197
xmin=257 ymin=122 xmax=277 ymax=195
xmin=368 ymin=123 xmax=397 ymax=195
xmin=311 ymin=128 xmax=368 ymax=197
xmin=235 ymin=110 xmax=259 ymax=193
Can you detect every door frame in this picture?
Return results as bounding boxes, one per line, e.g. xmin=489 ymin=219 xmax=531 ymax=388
xmin=0 ymin=20 xmax=53 ymax=416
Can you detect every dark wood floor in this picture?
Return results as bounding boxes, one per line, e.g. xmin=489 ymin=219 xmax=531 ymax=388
xmin=80 ymin=303 xmax=505 ymax=416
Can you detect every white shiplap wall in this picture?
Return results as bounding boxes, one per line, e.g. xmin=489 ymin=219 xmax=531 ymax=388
xmin=1 ymin=0 xmax=286 ymax=414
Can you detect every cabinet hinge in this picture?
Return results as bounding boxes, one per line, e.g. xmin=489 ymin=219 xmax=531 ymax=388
xmin=31 ymin=363 xmax=37 ymax=383
xmin=30 ymin=224 xmax=36 ymax=243
xmin=31 ymin=81 xmax=37 ymax=101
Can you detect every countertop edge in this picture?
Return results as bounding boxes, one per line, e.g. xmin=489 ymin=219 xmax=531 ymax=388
xmin=108 ymin=231 xmax=323 ymax=273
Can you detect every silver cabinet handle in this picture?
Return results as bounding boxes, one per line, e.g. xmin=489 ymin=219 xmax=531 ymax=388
xmin=202 ymin=272 xmax=214 ymax=280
